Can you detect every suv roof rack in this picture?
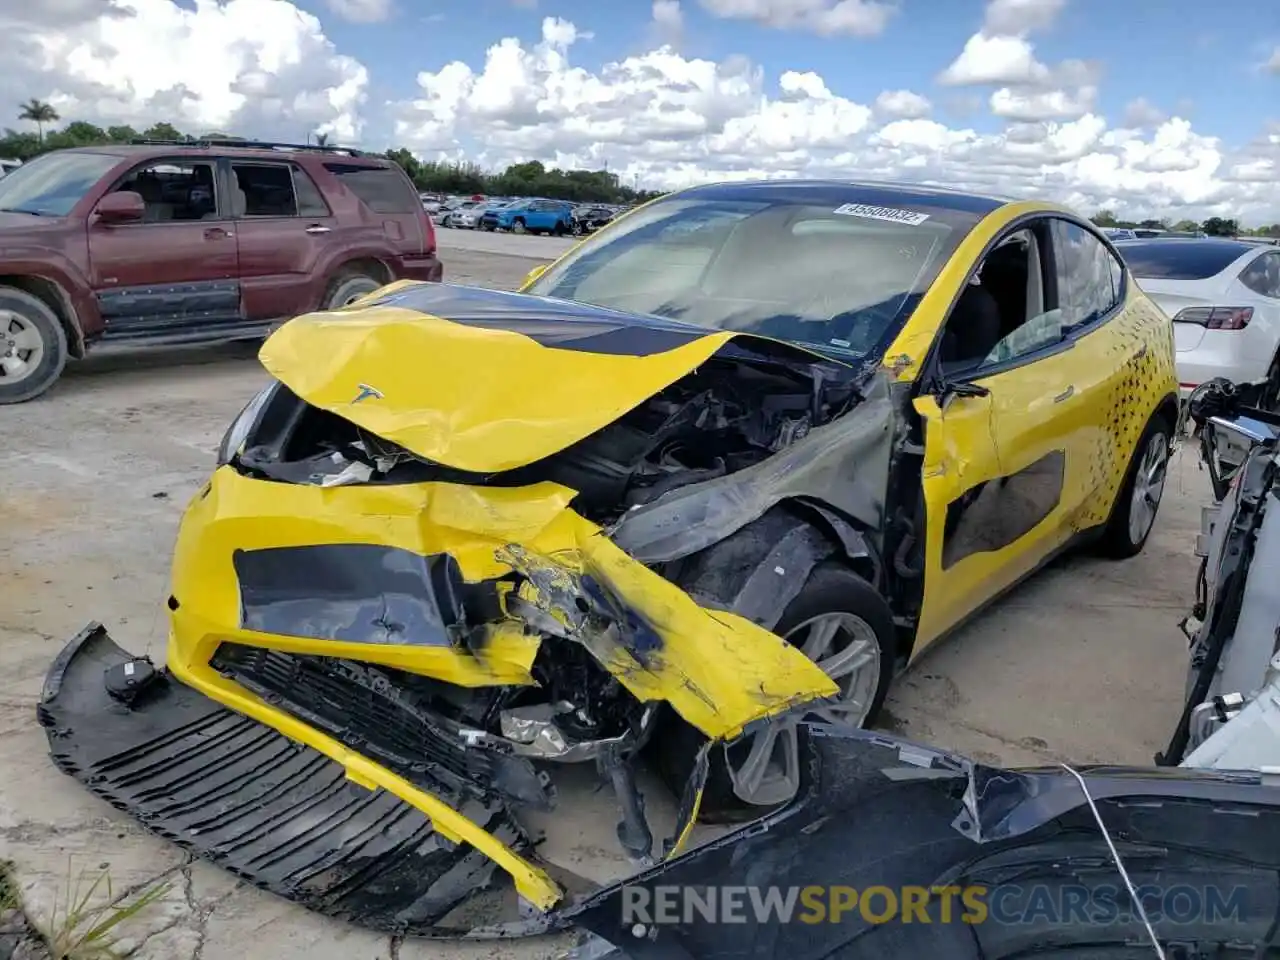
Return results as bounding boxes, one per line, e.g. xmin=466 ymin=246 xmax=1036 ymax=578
xmin=129 ymin=138 xmax=368 ymax=158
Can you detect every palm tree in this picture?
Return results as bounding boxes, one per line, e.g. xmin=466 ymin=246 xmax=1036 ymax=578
xmin=313 ymin=131 xmax=331 ymax=146
xmin=18 ymin=99 xmax=59 ymax=142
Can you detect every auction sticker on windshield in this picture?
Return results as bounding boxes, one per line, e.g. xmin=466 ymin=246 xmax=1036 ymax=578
xmin=833 ymin=203 xmax=931 ymax=226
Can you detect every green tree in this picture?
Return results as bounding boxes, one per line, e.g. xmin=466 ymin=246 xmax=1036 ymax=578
xmin=141 ymin=122 xmax=183 ymax=141
xmin=1171 ymin=219 xmax=1200 ymax=233
xmin=1090 ymin=209 xmax=1119 ymax=227
xmin=17 ymin=99 xmax=58 ymax=142
xmin=313 ymin=132 xmax=331 ymax=146
xmin=1201 ymin=217 xmax=1239 ymax=237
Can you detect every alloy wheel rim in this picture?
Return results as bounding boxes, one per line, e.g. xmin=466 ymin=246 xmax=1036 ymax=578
xmin=0 ymin=311 xmax=43 ymax=385
xmin=725 ymin=611 xmax=882 ymax=806
xmin=1128 ymin=431 xmax=1168 ymax=545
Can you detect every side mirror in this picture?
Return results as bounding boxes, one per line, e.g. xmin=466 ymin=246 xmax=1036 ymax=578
xmin=95 ymin=191 xmax=145 ymax=224
xmin=521 ymin=264 xmax=549 ymax=289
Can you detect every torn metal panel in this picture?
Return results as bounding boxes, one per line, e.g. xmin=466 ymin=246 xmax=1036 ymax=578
xmin=611 ymin=369 xmax=898 ymax=564
xmin=566 ymin=726 xmax=1280 ymax=959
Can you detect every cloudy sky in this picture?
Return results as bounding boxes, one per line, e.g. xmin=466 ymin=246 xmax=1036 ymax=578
xmin=5 ymin=0 xmax=1279 ymax=223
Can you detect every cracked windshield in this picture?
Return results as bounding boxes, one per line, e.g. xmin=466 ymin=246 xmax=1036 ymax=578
xmin=1 ymin=0 xmax=1277 ymax=958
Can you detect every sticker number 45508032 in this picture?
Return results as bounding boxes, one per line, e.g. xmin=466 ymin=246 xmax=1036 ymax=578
xmin=833 ymin=203 xmax=930 ymax=226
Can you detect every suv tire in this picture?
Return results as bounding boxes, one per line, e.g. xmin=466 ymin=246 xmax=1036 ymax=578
xmin=322 ymin=270 xmax=384 ymax=311
xmin=0 ymin=286 xmax=69 ymax=405
xmin=512 ymin=219 xmax=527 ymax=235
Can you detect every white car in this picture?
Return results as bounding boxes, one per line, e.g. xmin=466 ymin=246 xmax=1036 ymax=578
xmin=1118 ymin=238 xmax=1280 ymax=402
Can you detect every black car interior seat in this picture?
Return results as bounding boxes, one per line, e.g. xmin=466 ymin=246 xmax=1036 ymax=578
xmin=938 ymin=283 xmax=1003 ymax=370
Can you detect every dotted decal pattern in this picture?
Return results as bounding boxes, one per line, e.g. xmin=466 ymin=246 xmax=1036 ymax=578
xmin=1073 ymin=297 xmax=1177 ymax=530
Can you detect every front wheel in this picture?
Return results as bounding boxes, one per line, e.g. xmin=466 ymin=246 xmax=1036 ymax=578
xmin=655 ymin=562 xmax=896 ymax=823
xmin=1097 ymin=411 xmax=1172 ymax=558
xmin=0 ymin=286 xmax=69 ymax=405
xmin=512 ymin=219 xmax=527 ymax=235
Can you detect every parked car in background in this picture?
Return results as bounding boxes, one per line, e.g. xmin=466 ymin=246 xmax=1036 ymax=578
xmin=440 ymin=199 xmax=484 ymax=229
xmin=476 ymin=199 xmax=520 ymax=231
xmin=571 ymin=204 xmax=616 ymax=234
xmin=419 ymin=193 xmax=443 ymax=213
xmin=486 ymin=198 xmax=576 ymax=235
xmin=0 ymin=138 xmax=442 ymax=404
xmin=0 ymin=157 xmax=21 ymax=179
xmin=1104 ymin=228 xmax=1137 ymax=241
xmin=1117 ymin=238 xmax=1280 ymax=403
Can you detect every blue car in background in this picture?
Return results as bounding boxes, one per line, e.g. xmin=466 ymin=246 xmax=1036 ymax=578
xmin=482 ymin=198 xmax=576 ymax=235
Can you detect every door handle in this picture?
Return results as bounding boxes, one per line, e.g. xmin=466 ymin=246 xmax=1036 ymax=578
xmin=204 ymin=227 xmax=234 ymax=239
xmin=1054 ymin=385 xmax=1075 ymax=403
xmin=305 ymin=225 xmax=331 ymax=235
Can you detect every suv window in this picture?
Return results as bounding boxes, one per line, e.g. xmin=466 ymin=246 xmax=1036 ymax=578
xmin=0 ymin=150 xmax=120 ymax=217
xmin=230 ymin=162 xmax=329 ymax=218
xmin=1240 ymin=252 xmax=1280 ymax=299
xmin=1052 ymin=219 xmax=1123 ymax=329
xmin=323 ymin=163 xmax=419 ymax=214
xmin=115 ymin=160 xmax=219 ymax=222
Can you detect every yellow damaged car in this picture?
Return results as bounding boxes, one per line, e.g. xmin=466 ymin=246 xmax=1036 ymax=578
xmin=39 ymin=181 xmax=1178 ymax=934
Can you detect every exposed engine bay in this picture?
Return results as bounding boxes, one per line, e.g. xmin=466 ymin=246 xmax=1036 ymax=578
xmin=233 ymin=349 xmax=859 ymax=525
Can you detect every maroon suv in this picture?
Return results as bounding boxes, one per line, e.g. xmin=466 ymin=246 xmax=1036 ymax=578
xmin=0 ymin=139 xmax=443 ymax=403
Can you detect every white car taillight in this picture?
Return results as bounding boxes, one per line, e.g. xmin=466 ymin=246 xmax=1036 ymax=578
xmin=1171 ymin=306 xmax=1254 ymax=330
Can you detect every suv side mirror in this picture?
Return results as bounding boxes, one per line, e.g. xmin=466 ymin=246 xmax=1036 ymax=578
xmin=522 ymin=264 xmax=549 ymax=289
xmin=96 ymin=191 xmax=145 ymax=224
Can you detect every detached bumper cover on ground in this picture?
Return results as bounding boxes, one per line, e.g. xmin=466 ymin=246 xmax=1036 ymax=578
xmin=41 ymin=644 xmax=1280 ymax=949
xmin=37 ymin=623 xmax=550 ymax=936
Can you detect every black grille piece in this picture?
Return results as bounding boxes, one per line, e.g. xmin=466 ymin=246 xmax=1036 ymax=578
xmin=210 ymin=643 xmax=552 ymax=809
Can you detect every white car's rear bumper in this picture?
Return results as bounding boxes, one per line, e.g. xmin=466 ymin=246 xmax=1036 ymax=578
xmin=1177 ymin=327 xmax=1276 ymax=397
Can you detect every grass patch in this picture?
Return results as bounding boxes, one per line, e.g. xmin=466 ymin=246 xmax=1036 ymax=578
xmin=1 ymin=859 xmax=170 ymax=960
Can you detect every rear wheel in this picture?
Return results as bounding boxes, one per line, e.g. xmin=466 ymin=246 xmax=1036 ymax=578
xmin=322 ymin=269 xmax=383 ymax=310
xmin=1097 ymin=411 xmax=1172 ymax=558
xmin=512 ymin=219 xmax=527 ymax=235
xmin=655 ymin=563 xmax=895 ymax=823
xmin=0 ymin=286 xmax=68 ymax=405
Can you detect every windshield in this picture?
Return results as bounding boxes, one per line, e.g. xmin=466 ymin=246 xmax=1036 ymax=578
xmin=0 ymin=151 xmax=119 ymax=217
xmin=526 ymin=194 xmax=975 ymax=360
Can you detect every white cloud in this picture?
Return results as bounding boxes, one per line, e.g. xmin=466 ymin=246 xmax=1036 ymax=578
xmin=2 ymin=0 xmax=368 ymax=140
xmin=1122 ymin=97 xmax=1166 ymax=128
xmin=5 ymin=1 xmax=1278 ymax=225
xmin=696 ymin=0 xmax=896 ymax=37
xmin=982 ymin=0 xmax=1065 ymax=35
xmin=990 ymin=85 xmax=1096 ymax=121
xmin=325 ymin=0 xmax=393 ymax=23
xmin=938 ymin=33 xmax=1052 ymax=86
xmin=1265 ymin=45 xmax=1280 ymax=73
xmin=874 ymin=89 xmax=931 ymax=118
xmin=651 ymin=0 xmax=684 ymax=45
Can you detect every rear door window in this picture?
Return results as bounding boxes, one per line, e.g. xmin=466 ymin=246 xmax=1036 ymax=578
xmin=323 ymin=163 xmax=419 ymax=214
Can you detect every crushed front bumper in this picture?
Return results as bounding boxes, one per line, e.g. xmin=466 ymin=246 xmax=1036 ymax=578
xmin=37 ymin=623 xmax=571 ymax=936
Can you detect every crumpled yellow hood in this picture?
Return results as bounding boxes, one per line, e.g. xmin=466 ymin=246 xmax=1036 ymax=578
xmin=260 ymin=282 xmax=741 ymax=473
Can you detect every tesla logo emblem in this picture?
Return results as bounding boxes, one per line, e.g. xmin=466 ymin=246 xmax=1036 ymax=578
xmin=351 ymin=383 xmax=383 ymax=404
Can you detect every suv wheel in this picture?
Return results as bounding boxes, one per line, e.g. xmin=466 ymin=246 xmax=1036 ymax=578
xmin=322 ymin=270 xmax=384 ymax=311
xmin=0 ymin=286 xmax=69 ymax=405
xmin=512 ymin=219 xmax=527 ymax=235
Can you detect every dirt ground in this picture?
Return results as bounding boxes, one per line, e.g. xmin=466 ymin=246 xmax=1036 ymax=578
xmin=0 ymin=232 xmax=1206 ymax=959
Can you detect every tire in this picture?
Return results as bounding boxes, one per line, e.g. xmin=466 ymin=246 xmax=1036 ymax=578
xmin=1096 ymin=410 xmax=1173 ymax=558
xmin=0 ymin=286 xmax=69 ymax=405
xmin=655 ymin=562 xmax=896 ymax=824
xmin=512 ymin=219 xmax=527 ymax=235
xmin=321 ymin=270 xmax=384 ymax=311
